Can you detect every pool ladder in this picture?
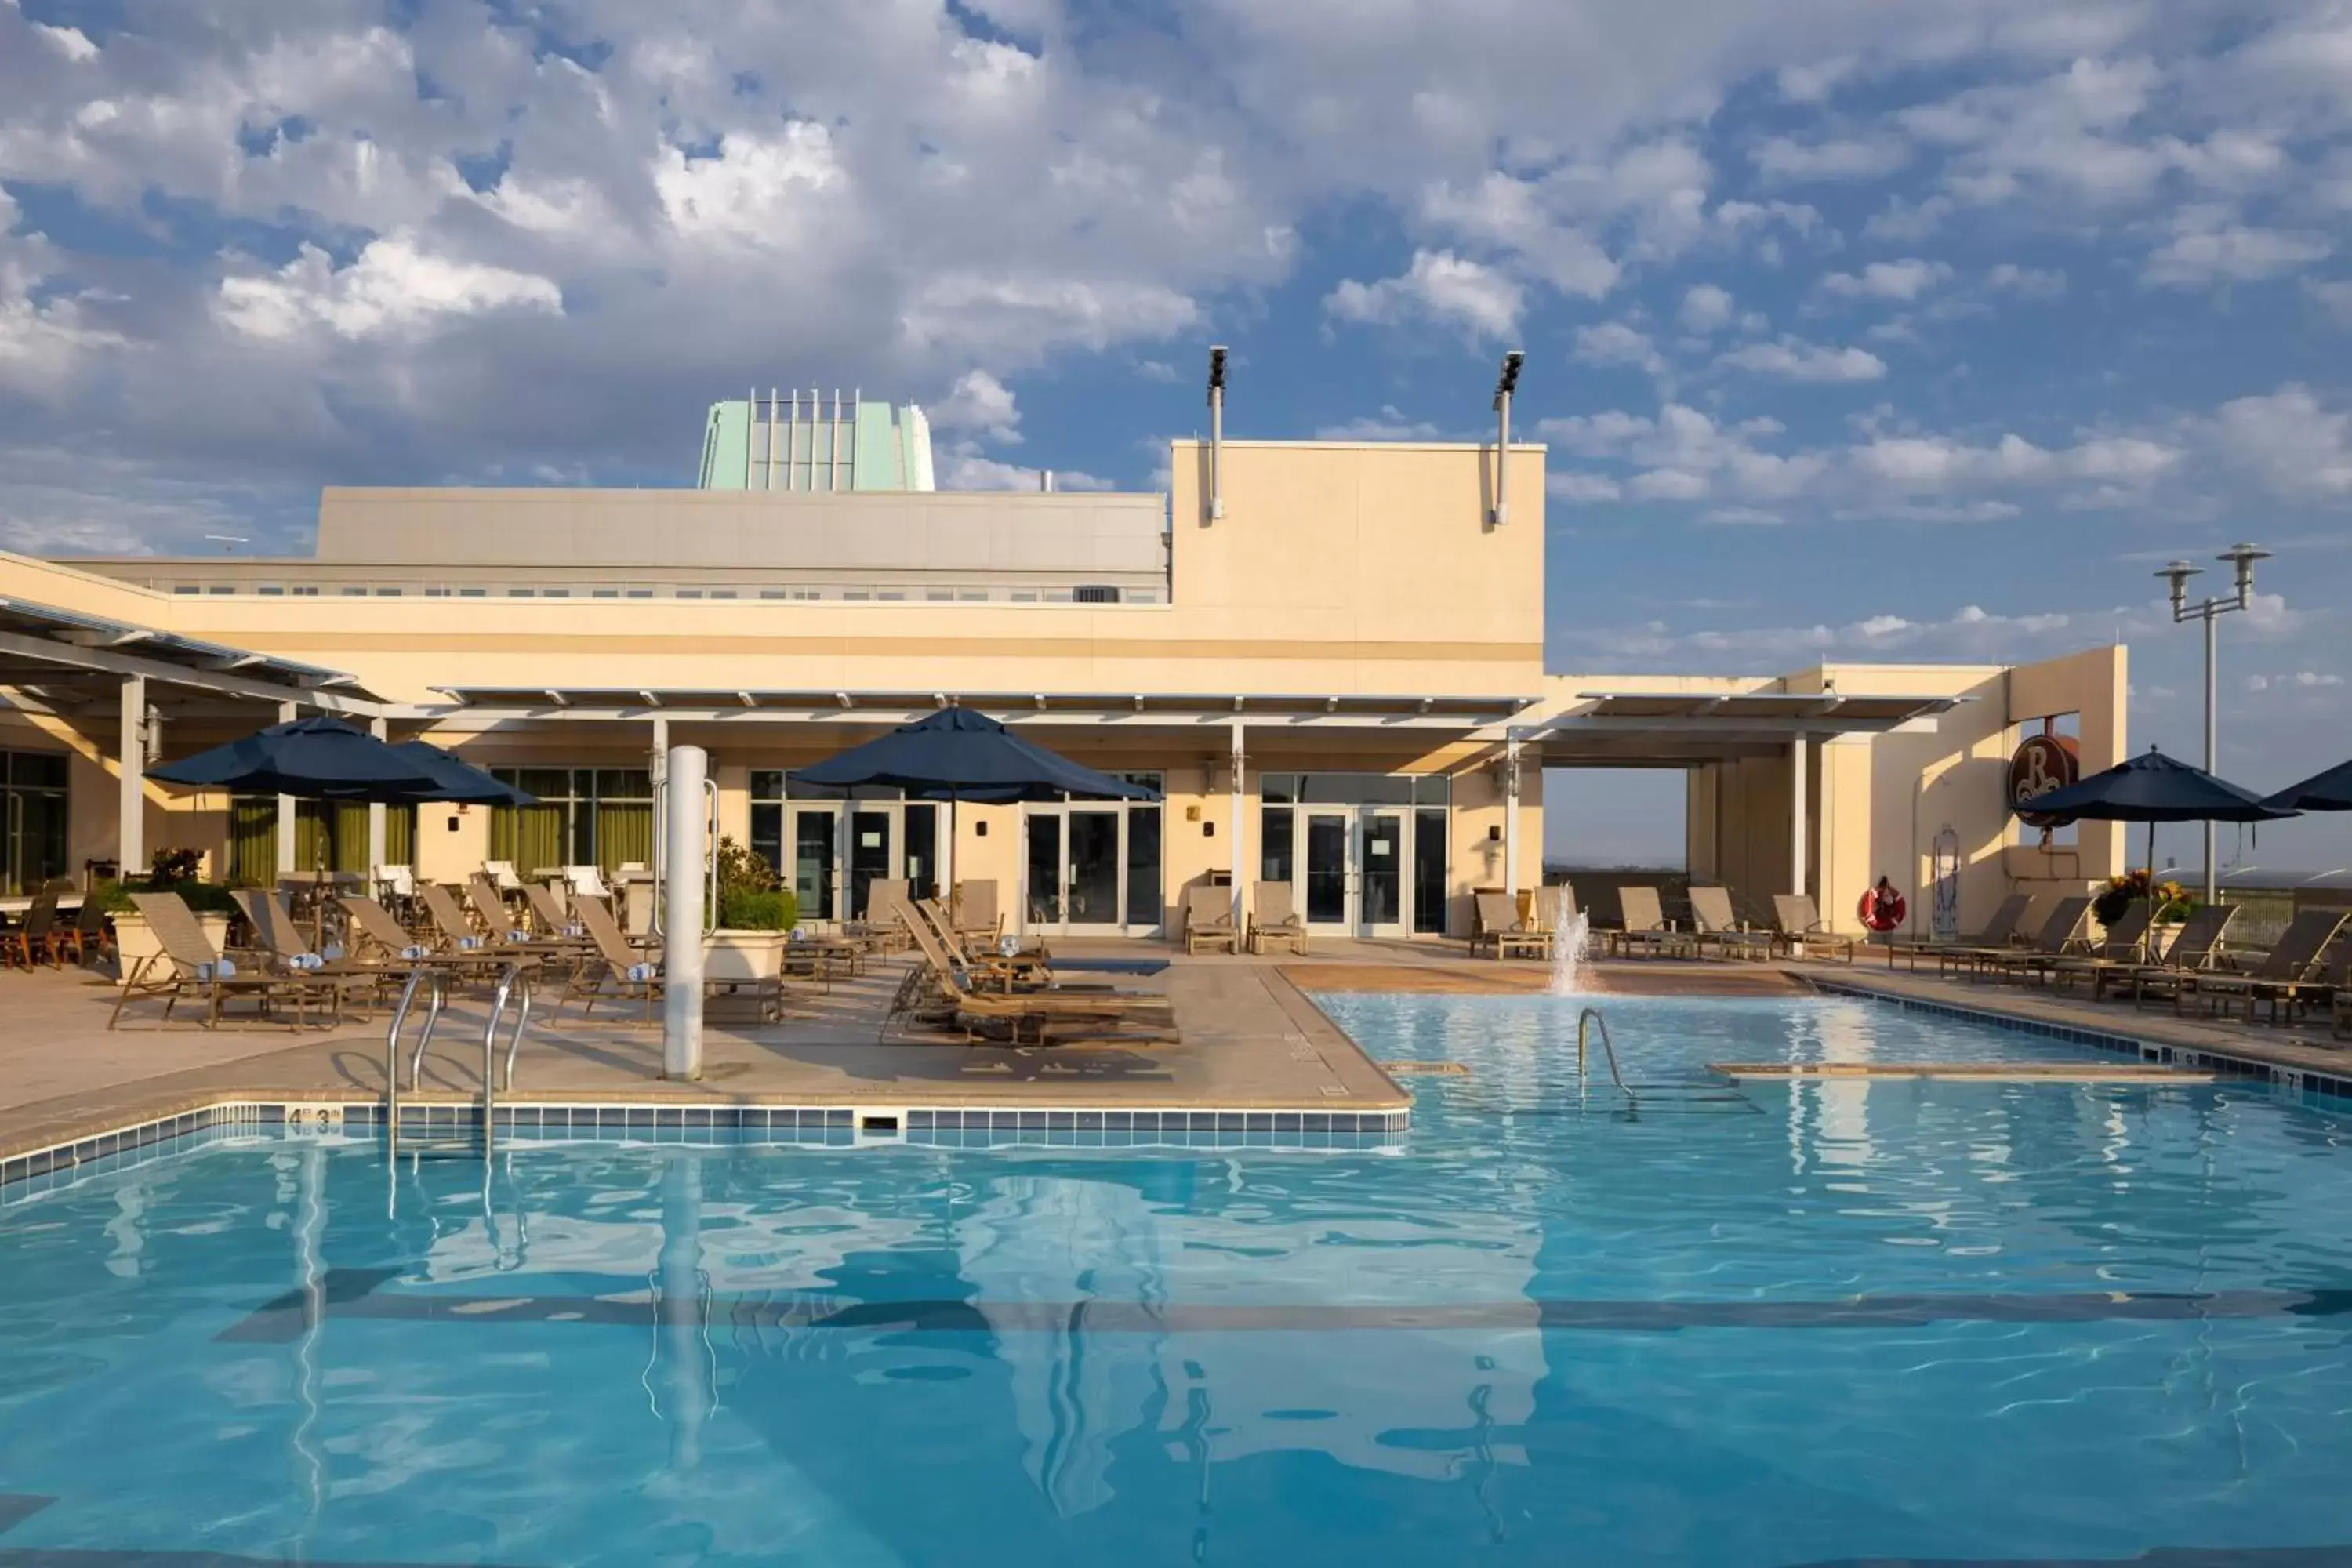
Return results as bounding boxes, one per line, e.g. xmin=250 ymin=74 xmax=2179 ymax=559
xmin=384 ymin=961 xmax=532 ymax=1157
xmin=1576 ymin=1006 xmax=1637 ymax=1107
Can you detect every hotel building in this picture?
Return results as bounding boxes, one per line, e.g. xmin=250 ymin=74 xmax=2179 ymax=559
xmin=0 ymin=388 xmax=2127 ymax=940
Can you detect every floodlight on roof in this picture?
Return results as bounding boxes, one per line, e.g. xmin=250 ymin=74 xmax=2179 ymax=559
xmin=1490 ymin=350 xmax=1525 ymax=527
xmin=1206 ymin=345 xmax=1229 ymax=523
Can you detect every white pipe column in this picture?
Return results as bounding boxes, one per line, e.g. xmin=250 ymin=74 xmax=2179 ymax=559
xmin=649 ymin=716 xmax=671 ymax=880
xmin=1229 ymin=720 xmax=1245 ymax=929
xmin=366 ymin=717 xmax=389 ymax=873
xmin=661 ymin=744 xmax=708 ymax=1080
xmin=118 ymin=674 xmax=146 ymax=876
xmin=276 ymin=700 xmax=299 ymax=877
xmin=1504 ymin=735 xmax=1522 ymax=898
xmin=1789 ymin=730 xmax=1809 ymax=898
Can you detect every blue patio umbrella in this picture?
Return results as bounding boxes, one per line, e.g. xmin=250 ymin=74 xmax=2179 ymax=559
xmin=150 ymin=715 xmax=449 ymax=802
xmin=796 ymin=707 xmax=1161 ymax=802
xmin=2015 ymin=745 xmax=2296 ymax=878
xmin=2263 ymin=757 xmax=2352 ymax=813
xmin=388 ymin=739 xmax=539 ymax=806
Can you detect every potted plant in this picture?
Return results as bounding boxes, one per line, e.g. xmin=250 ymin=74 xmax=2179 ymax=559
xmin=704 ymin=838 xmax=798 ymax=1000
xmin=2093 ymin=868 xmax=2197 ymax=935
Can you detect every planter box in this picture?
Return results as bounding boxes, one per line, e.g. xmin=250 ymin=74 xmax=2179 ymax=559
xmin=703 ymin=929 xmax=789 ymax=1023
xmin=112 ymin=910 xmax=234 ymax=987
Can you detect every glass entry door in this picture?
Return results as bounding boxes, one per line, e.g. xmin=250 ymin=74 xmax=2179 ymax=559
xmin=1021 ymin=802 xmax=1164 ymax=936
xmin=1301 ymin=808 xmax=1409 ymax=937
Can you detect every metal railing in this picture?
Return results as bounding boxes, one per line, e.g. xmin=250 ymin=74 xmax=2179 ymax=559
xmin=480 ymin=962 xmax=532 ymax=1157
xmin=384 ymin=960 xmax=528 ymax=1156
xmin=383 ymin=966 xmax=447 ymax=1145
xmin=1576 ymin=1006 xmax=1635 ymax=1105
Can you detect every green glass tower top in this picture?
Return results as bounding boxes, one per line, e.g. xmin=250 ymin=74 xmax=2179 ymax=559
xmin=699 ymin=390 xmax=935 ymax=492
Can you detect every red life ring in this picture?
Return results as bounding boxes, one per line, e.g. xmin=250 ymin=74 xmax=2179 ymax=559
xmin=1857 ymin=887 xmax=1906 ymax=931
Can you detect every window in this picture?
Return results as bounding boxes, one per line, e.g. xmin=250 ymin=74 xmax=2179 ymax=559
xmin=1011 ymin=591 xmax=1039 ymax=603
xmin=424 ymin=587 xmax=451 ymax=597
xmin=208 ymin=585 xmax=235 ymax=595
xmin=843 ymin=591 xmax=870 ymax=601
xmin=877 ymin=591 xmax=905 ymax=601
xmin=926 ymin=590 xmax=954 ymax=601
xmin=592 ymin=589 xmax=619 ymax=599
xmin=227 ymin=797 xmax=416 ymax=884
xmin=957 ymin=590 xmax=987 ymax=602
xmin=791 ymin=589 xmax=821 ymax=601
xmin=540 ymin=588 xmax=569 ymax=599
xmin=0 ymin=749 xmax=69 ymax=895
xmin=759 ymin=590 xmax=787 ymax=600
xmin=257 ymin=585 xmax=285 ymax=596
xmin=709 ymin=589 xmax=736 ymax=600
xmin=677 ymin=590 xmax=702 ymax=600
xmin=173 ymin=585 xmax=200 ymax=595
xmin=508 ymin=588 xmax=534 ymax=598
xmin=459 ymin=587 xmax=487 ymax=598
xmin=292 ymin=586 xmax=320 ymax=597
xmin=374 ymin=587 xmax=402 ymax=597
xmin=487 ymin=766 xmax=653 ymax=876
xmin=1073 ymin=585 xmax=1121 ymax=604
xmin=626 ymin=589 xmax=652 ymax=599
xmin=340 ymin=586 xmax=368 ymax=597
xmin=1128 ymin=590 xmax=1160 ymax=604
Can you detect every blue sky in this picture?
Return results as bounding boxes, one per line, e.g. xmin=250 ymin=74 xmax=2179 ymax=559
xmin=2 ymin=0 xmax=2348 ymax=870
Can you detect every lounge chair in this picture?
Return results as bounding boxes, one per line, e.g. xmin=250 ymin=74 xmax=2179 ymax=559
xmin=110 ymin=891 xmax=331 ymax=1030
xmin=2 ymin=884 xmax=63 ymax=968
xmin=2176 ymin=910 xmax=2351 ymax=1024
xmin=1610 ymin=887 xmax=1685 ymax=960
xmin=910 ymin=898 xmax=1108 ymax=993
xmin=230 ymin=888 xmax=395 ymax=1007
xmin=561 ymin=864 xmax=612 ymax=901
xmin=1533 ymin=884 xmax=1576 ymax=938
xmin=1769 ymin=895 xmax=1854 ymax=964
xmin=1247 ymin=881 xmax=1310 ymax=956
xmin=1184 ymin=884 xmax=1239 ymax=955
xmin=2336 ymin=964 xmax=2351 ymax=1040
xmin=855 ymin=878 xmax=916 ymax=953
xmin=482 ymin=860 xmax=524 ymax=893
xmin=1969 ymin=895 xmax=2093 ymax=983
xmin=1468 ymin=891 xmax=1546 ymax=959
xmin=2105 ymin=903 xmax=2238 ymax=1005
xmin=521 ymin=880 xmax=575 ymax=937
xmin=953 ymin=879 xmax=1002 ymax=946
xmin=559 ymin=893 xmax=663 ymax=1022
xmin=1882 ymin=893 xmax=2034 ymax=971
xmin=1687 ymin=886 xmax=1773 ymax=961
xmin=898 ymin=908 xmax=1172 ymax=1044
xmin=2037 ymin=902 xmax=2153 ymax=992
xmin=464 ymin=875 xmax=590 ymax=959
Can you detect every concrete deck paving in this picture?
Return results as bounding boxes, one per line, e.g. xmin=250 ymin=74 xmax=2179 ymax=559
xmin=6 ymin=938 xmax=2347 ymax=1165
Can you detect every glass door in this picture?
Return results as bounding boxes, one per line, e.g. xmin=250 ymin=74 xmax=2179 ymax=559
xmin=1359 ymin=809 xmax=1406 ymax=938
xmin=848 ymin=810 xmax=892 ymax=920
xmin=1065 ymin=809 xmax=1122 ymax=931
xmin=788 ymin=808 xmax=840 ymax=924
xmin=1025 ymin=812 xmax=1063 ymax=926
xmin=1304 ymin=812 xmax=1349 ymax=930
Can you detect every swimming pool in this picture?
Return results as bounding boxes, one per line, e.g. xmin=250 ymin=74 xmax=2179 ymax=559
xmin=4 ymin=992 xmax=2350 ymax=1566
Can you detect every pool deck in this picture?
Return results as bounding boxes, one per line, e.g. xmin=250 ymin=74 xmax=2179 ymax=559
xmin=5 ymin=939 xmax=2346 ymax=1165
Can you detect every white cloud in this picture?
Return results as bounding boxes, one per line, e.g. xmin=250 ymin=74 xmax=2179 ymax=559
xmin=928 ymin=369 xmax=1023 ymax=443
xmin=1678 ymin=284 xmax=1734 ymax=332
xmin=1820 ymin=259 xmax=1952 ymax=301
xmin=2144 ymin=206 xmax=2332 ymax=288
xmin=34 ymin=23 xmax=99 ymax=62
xmin=215 ymin=234 xmax=562 ymax=341
xmin=1751 ymin=135 xmax=1911 ymax=183
xmin=1325 ymin=249 xmax=1522 ymax=338
xmin=1700 ymin=506 xmax=1784 ymax=525
xmin=1548 ymin=471 xmax=1622 ymax=502
xmin=2309 ymin=279 xmax=2352 ymax=325
xmin=1573 ymin=321 xmax=1667 ymax=378
xmin=1987 ymin=263 xmax=2067 ymax=299
xmin=2209 ymin=386 xmax=2352 ymax=503
xmin=1316 ymin=407 xmax=1446 ymax=441
xmin=1849 ymin=430 xmax=2180 ymax=491
xmin=937 ymin=446 xmax=1112 ymax=492
xmin=1861 ymin=194 xmax=1954 ymax=244
xmin=1776 ymin=56 xmax=1859 ymax=104
xmin=1715 ymin=336 xmax=1887 ymax=382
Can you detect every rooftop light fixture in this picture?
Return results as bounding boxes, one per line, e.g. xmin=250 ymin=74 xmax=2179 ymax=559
xmin=2152 ymin=542 xmax=2273 ymax=904
xmin=1207 ymin=345 xmax=1229 ymax=522
xmin=1491 ymin=350 xmax=1525 ymax=527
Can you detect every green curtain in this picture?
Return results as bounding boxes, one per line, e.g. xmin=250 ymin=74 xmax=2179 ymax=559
xmin=492 ymin=804 xmax=567 ymax=873
xmin=228 ymin=797 xmax=275 ymax=884
xmin=595 ymin=802 xmax=654 ymax=873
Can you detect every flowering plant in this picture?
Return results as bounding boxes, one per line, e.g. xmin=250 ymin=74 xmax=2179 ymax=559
xmin=2094 ymin=867 xmax=2195 ymax=928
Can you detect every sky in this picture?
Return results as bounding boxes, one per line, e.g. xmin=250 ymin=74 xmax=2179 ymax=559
xmin=1 ymin=0 xmax=2349 ymax=873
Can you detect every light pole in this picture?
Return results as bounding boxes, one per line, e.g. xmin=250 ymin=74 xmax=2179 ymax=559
xmin=2155 ymin=543 xmax=2271 ymax=904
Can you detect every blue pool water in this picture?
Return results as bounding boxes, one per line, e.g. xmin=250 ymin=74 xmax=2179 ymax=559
xmin=5 ymin=993 xmax=2352 ymax=1566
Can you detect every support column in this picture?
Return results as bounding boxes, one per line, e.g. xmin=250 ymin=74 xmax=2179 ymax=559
xmin=1503 ymin=735 xmax=1522 ymax=898
xmin=1229 ymin=720 xmax=1246 ymax=929
xmin=1788 ymin=731 xmax=1809 ymax=898
xmin=118 ymin=675 xmax=146 ymax=877
xmin=367 ymin=717 xmax=390 ymax=874
xmin=276 ymin=701 xmax=299 ymax=877
xmin=662 ymin=743 xmax=707 ymax=1080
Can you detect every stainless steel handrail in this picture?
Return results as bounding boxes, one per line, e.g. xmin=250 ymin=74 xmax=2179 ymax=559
xmin=384 ymin=966 xmax=447 ymax=1141
xmin=480 ymin=962 xmax=531 ymax=1158
xmin=405 ymin=968 xmax=450 ymax=1091
xmin=1576 ymin=1006 xmax=1635 ymax=1102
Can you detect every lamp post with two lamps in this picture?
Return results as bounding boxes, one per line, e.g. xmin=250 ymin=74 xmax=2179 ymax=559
xmin=2154 ymin=543 xmax=2272 ymax=905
